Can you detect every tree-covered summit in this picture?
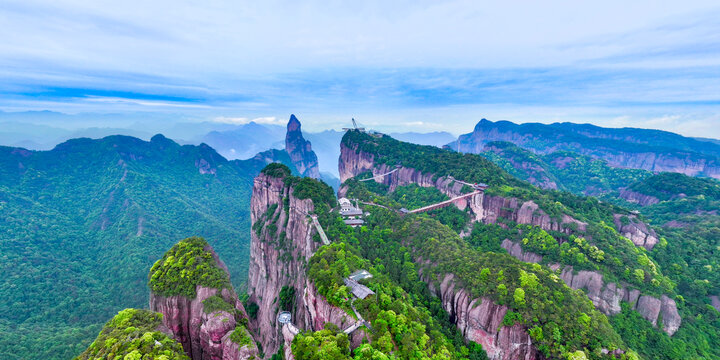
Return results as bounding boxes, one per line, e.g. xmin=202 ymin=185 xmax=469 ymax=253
xmin=261 ymin=162 xmax=293 ymax=178
xmin=342 ymin=130 xmax=523 ymax=187
xmin=74 ymin=308 xmax=188 ymax=360
xmin=148 ymin=237 xmax=231 ymax=298
xmin=260 ymin=162 xmax=337 ymax=209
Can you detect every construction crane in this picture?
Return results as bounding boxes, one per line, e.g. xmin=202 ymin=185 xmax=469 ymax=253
xmin=342 ymin=118 xmax=366 ymax=132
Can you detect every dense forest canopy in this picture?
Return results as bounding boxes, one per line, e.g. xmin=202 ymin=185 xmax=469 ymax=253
xmin=0 ymin=135 xmax=287 ymax=360
xmin=339 ymin=131 xmax=720 ymax=359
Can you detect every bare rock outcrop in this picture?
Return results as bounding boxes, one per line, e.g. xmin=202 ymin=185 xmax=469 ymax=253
xmin=618 ymin=188 xmax=660 ymax=206
xmin=248 ymin=169 xmax=364 ymax=358
xmin=557 ymin=268 xmax=681 ymax=335
xmin=499 ymin=240 xmax=682 ymax=335
xmin=247 ymin=171 xmax=319 ymax=356
xmin=150 ymin=251 xmax=259 ymax=360
xmin=285 ymin=114 xmax=320 ymax=178
xmin=222 ymin=328 xmax=260 ymax=360
xmin=423 ymin=273 xmax=541 ymax=360
xmin=501 ymin=239 xmax=543 ymax=263
xmin=711 ymin=295 xmax=720 ymax=312
xmin=612 ymin=214 xmax=659 ymax=250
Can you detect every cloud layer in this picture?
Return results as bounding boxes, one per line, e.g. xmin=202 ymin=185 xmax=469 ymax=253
xmin=0 ymin=0 xmax=719 ymax=137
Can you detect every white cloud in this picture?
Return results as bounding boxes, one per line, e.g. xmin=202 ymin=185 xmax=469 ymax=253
xmin=212 ymin=116 xmax=283 ymax=125
xmin=85 ymin=96 xmax=210 ymax=109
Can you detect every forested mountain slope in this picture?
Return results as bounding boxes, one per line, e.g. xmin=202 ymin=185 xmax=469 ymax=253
xmin=247 ymin=163 xmax=633 ymax=360
xmin=449 ymin=119 xmax=720 ymax=179
xmin=479 ymin=141 xmax=651 ymax=195
xmin=341 ymin=130 xmax=720 ymax=359
xmin=0 ymin=134 xmax=292 ymax=360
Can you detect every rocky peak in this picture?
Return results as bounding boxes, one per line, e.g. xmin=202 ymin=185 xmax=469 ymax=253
xmin=285 ymin=114 xmax=320 ymax=178
xmin=287 ymin=114 xmax=301 ymax=132
xmin=148 ymin=237 xmax=259 ymax=360
xmin=247 ymin=165 xmax=362 ymax=358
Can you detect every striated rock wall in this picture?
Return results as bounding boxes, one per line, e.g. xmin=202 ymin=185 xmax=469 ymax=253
xmin=339 ymin=143 xmax=586 ymax=235
xmin=247 ymin=171 xmax=318 ymax=356
xmin=452 ymin=120 xmax=720 ymax=179
xmin=222 ymin=327 xmax=260 ymax=360
xmin=150 ymin=245 xmax=259 ymax=360
xmin=618 ymin=188 xmax=660 ymax=206
xmin=422 ymin=272 xmax=541 ymax=360
xmin=494 ymin=240 xmax=681 ymax=336
xmin=501 ymin=239 xmax=543 ymax=263
xmin=285 ymin=114 xmax=320 ymax=178
xmin=150 ymin=286 xmax=258 ymax=360
xmin=248 ymin=171 xmax=364 ymax=358
xmin=612 ymin=214 xmax=659 ymax=250
xmin=557 ymin=268 xmax=681 ymax=336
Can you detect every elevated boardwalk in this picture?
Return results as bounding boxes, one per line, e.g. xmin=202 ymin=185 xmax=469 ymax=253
xmin=408 ymin=191 xmax=481 ymax=214
xmin=310 ymin=215 xmax=331 ymax=245
xmin=447 ymin=176 xmax=489 ymax=190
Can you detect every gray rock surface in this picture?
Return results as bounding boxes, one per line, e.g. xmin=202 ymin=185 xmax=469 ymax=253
xmin=618 ymin=188 xmax=660 ymax=206
xmin=248 ymin=170 xmax=366 ymax=358
xmin=711 ymin=295 xmax=720 ymax=312
xmin=285 ymin=114 xmax=320 ymax=178
xmin=423 ymin=273 xmax=542 ymax=360
xmin=150 ymin=284 xmax=259 ymax=359
xmin=555 ymin=267 xmax=681 ymax=335
xmin=613 ymin=214 xmax=659 ymax=250
xmin=501 ymin=239 xmax=543 ymax=263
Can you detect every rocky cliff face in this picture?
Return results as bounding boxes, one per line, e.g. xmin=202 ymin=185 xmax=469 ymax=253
xmin=247 ymin=170 xmax=363 ymax=358
xmin=499 ymin=239 xmax=681 ymax=336
xmin=618 ymin=188 xmax=660 ymax=206
xmin=150 ymin=246 xmax=259 ymax=360
xmin=612 ymin=214 xmax=659 ymax=250
xmin=711 ymin=295 xmax=720 ymax=312
xmin=421 ymin=271 xmax=541 ymax=360
xmin=285 ymin=114 xmax=320 ymax=178
xmin=452 ymin=119 xmax=720 ymax=179
xmin=340 ymin=142 xmax=587 ymax=235
xmin=559 ymin=268 xmax=681 ymax=336
xmin=340 ymin=143 xmax=681 ymax=336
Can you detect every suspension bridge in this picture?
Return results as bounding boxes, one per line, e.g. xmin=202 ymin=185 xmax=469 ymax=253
xmin=407 ymin=190 xmax=481 ymax=214
xmin=358 ymin=166 xmax=400 ymax=182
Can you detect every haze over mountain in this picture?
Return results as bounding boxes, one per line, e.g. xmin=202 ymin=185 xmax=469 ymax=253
xmin=451 ymin=119 xmax=720 ymax=179
xmin=2 ymin=1 xmax=720 ymax=359
xmin=0 ymin=115 xmax=326 ymax=360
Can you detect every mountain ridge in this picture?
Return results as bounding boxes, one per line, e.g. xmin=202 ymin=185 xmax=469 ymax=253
xmin=451 ymin=119 xmax=720 ymax=179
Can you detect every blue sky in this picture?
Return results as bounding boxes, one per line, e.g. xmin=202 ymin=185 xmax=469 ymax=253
xmin=1 ymin=0 xmax=720 ymax=137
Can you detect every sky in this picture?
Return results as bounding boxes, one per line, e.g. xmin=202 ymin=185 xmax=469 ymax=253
xmin=1 ymin=0 xmax=720 ymax=137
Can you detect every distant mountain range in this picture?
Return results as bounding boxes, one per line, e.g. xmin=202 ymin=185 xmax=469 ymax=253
xmin=450 ymin=119 xmax=720 ymax=179
xmin=0 ymin=115 xmax=322 ymax=360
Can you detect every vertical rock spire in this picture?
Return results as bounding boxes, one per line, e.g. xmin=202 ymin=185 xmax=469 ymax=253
xmin=285 ymin=114 xmax=320 ymax=178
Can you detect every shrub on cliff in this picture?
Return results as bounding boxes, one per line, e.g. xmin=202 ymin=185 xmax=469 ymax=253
xmin=74 ymin=308 xmax=188 ymax=360
xmin=148 ymin=236 xmax=231 ymax=298
xmin=262 ymin=163 xmax=292 ymax=178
